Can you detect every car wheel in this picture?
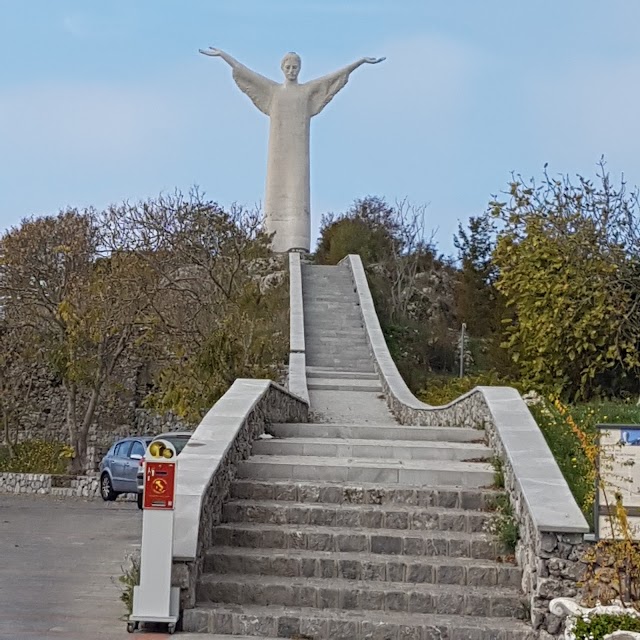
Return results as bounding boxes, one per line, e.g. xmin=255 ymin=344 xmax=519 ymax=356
xmin=100 ymin=473 xmax=117 ymax=501
xmin=137 ymin=492 xmax=143 ymax=510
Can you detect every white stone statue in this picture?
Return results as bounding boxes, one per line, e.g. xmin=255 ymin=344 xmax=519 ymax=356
xmin=199 ymin=47 xmax=385 ymax=253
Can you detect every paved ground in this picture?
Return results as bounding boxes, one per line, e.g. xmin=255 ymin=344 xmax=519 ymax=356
xmin=0 ymin=494 xmax=155 ymax=640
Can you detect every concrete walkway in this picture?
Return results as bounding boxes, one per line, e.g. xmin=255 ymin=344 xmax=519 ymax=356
xmin=0 ymin=494 xmax=143 ymax=640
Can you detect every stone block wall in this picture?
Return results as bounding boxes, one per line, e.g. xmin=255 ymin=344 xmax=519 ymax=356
xmin=172 ymin=380 xmax=309 ymax=610
xmin=0 ymin=472 xmax=122 ymax=499
xmin=4 ymin=350 xmax=191 ymax=473
xmin=345 ymin=252 xmax=592 ymax=638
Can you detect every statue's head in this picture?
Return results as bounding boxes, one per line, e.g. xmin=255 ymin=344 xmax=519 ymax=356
xmin=281 ymin=52 xmax=301 ymax=83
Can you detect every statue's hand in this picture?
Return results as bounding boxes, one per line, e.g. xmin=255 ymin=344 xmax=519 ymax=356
xmin=363 ymin=57 xmax=386 ymax=64
xmin=199 ymin=47 xmax=223 ymax=57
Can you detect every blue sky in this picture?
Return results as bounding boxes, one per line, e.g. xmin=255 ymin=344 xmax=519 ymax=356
xmin=1 ymin=1 xmax=640 ymax=255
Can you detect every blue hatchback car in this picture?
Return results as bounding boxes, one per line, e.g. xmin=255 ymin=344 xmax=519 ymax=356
xmin=99 ymin=436 xmax=153 ymax=508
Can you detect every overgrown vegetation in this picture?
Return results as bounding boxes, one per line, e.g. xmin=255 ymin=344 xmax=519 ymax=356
xmin=572 ymin=613 xmax=640 ymax=640
xmin=416 ymin=371 xmax=523 ymax=406
xmin=0 ymin=440 xmax=73 ymax=474
xmin=0 ymin=190 xmax=287 ymax=468
xmin=530 ymin=398 xmax=640 ymax=520
xmin=485 ymin=493 xmax=519 ymax=554
xmin=491 ymin=161 xmax=640 ymax=401
xmin=315 ymin=196 xmax=458 ymax=390
xmin=117 ymin=552 xmax=140 ymax=617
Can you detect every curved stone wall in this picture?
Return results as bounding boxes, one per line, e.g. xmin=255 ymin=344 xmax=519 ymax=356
xmin=343 ymin=253 xmax=590 ymax=636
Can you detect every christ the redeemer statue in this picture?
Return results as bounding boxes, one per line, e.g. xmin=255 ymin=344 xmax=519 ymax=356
xmin=199 ymin=47 xmax=385 ymax=253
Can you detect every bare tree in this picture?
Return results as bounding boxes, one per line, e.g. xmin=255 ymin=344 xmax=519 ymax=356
xmin=0 ymin=210 xmax=159 ymax=472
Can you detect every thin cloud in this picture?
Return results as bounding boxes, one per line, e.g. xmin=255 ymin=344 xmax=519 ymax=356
xmin=61 ymin=11 xmax=132 ymax=40
xmin=0 ymin=82 xmax=173 ymax=159
xmin=212 ymin=0 xmax=390 ymax=16
xmin=525 ymin=55 xmax=640 ymax=171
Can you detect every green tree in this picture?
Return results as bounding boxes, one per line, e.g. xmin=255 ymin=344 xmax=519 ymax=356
xmin=106 ymin=191 xmax=288 ymax=423
xmin=315 ymin=196 xmax=398 ymax=266
xmin=454 ymin=213 xmax=501 ymax=337
xmin=453 ymin=213 xmax=511 ymax=373
xmin=491 ymin=162 xmax=640 ymax=400
xmin=0 ymin=210 xmax=159 ymax=472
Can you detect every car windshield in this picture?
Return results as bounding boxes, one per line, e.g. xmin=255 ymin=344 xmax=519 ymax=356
xmin=157 ymin=435 xmax=191 ymax=455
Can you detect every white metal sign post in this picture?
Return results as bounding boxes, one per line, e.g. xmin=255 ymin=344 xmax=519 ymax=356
xmin=128 ymin=439 xmax=180 ymax=634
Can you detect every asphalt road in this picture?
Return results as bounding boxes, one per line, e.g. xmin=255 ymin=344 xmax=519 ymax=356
xmin=0 ymin=494 xmax=148 ymax=640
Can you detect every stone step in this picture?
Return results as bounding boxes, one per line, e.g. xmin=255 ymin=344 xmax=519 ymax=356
xmin=268 ymin=423 xmax=485 ymax=443
xmin=306 ymin=345 xmax=370 ymax=354
xmin=238 ymin=455 xmax=495 ymax=487
xmin=302 ymin=272 xmax=352 ymax=278
xmin=251 ymin=438 xmax=491 ymax=462
xmin=203 ymin=547 xmax=521 ymax=588
xmin=305 ymin=320 xmax=364 ymax=329
xmin=210 ymin=523 xmax=507 ymax=560
xmin=302 ymin=289 xmax=354 ymax=296
xmin=305 ymin=329 xmax=366 ymax=337
xmin=306 ymin=356 xmax=374 ymax=366
xmin=306 ymin=363 xmax=376 ymax=373
xmin=305 ymin=315 xmax=362 ymax=322
xmin=305 ymin=337 xmax=369 ymax=346
xmin=306 ymin=379 xmax=381 ymax=392
xmin=196 ymin=574 xmax=526 ymax=619
xmin=230 ymin=480 xmax=502 ymax=511
xmin=305 ymin=323 xmax=363 ymax=330
xmin=306 ymin=362 xmax=375 ymax=372
xmin=305 ymin=368 xmax=378 ymax=379
xmin=222 ymin=500 xmax=492 ymax=533
xmin=304 ymin=298 xmax=355 ymax=305
xmin=303 ymin=296 xmax=355 ymax=302
xmin=305 ymin=350 xmax=371 ymax=359
xmin=303 ymin=306 xmax=361 ymax=314
xmin=178 ymin=635 xmax=278 ymax=640
xmin=305 ymin=343 xmax=369 ymax=351
xmin=302 ymin=273 xmax=352 ymax=281
xmin=183 ymin=604 xmax=537 ymax=639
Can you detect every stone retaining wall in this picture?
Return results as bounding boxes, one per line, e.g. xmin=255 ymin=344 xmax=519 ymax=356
xmin=344 ymin=253 xmax=591 ymax=638
xmin=4 ymin=350 xmax=190 ymax=473
xmin=0 ymin=472 xmax=100 ymax=498
xmin=171 ymin=379 xmax=308 ymax=610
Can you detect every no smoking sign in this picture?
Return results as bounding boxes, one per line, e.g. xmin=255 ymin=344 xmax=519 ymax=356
xmin=143 ymin=461 xmax=176 ymax=510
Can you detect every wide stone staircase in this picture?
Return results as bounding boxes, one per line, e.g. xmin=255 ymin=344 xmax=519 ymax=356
xmin=184 ymin=263 xmax=536 ymax=639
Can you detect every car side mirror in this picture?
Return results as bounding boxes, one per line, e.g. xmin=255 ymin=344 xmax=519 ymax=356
xmin=130 ymin=453 xmax=143 ymax=461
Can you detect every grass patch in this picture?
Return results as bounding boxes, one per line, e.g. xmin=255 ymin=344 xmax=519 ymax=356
xmin=531 ymin=400 xmax=640 ymax=524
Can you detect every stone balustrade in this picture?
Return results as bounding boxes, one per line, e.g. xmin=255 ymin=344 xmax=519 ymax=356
xmin=344 ymin=253 xmax=591 ymax=637
xmin=171 ymin=379 xmax=308 ymax=609
xmin=287 ymin=251 xmax=309 ymax=404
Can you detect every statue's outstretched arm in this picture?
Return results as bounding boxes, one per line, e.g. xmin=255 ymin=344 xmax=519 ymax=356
xmin=343 ymin=57 xmax=386 ymax=74
xmin=199 ymin=47 xmax=242 ymax=69
xmin=199 ymin=46 xmax=277 ymax=116
xmin=308 ymin=56 xmax=386 ymax=117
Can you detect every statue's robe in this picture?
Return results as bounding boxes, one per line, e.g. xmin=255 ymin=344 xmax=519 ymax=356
xmin=231 ymin=63 xmax=351 ymax=252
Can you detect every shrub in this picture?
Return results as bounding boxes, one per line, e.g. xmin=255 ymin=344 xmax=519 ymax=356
xmin=491 ymin=164 xmax=640 ymax=401
xmin=485 ymin=493 xmax=519 ymax=554
xmin=118 ymin=552 xmax=140 ymax=617
xmin=572 ymin=613 xmax=640 ymax=640
xmin=531 ymin=399 xmax=640 ymax=521
xmin=416 ymin=371 xmax=523 ymax=406
xmin=0 ymin=440 xmax=72 ymax=474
